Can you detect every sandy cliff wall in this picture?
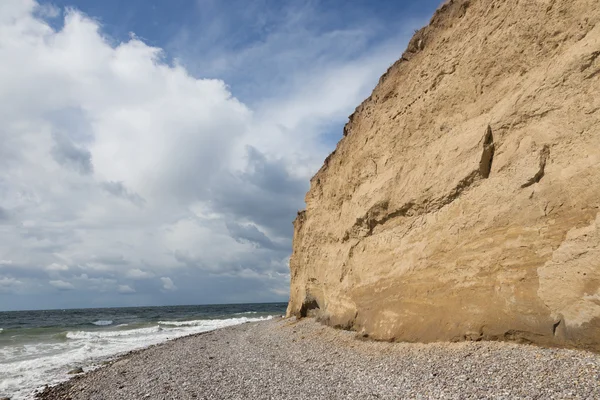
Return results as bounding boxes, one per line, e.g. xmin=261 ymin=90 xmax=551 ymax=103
xmin=287 ymin=0 xmax=600 ymax=351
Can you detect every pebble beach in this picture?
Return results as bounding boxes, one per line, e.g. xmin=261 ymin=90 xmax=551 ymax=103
xmin=36 ymin=317 xmax=600 ymax=400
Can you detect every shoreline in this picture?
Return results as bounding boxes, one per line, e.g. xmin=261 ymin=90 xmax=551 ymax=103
xmin=32 ymin=319 xmax=266 ymax=400
xmin=0 ymin=307 xmax=284 ymax=400
xmin=34 ymin=326 xmax=221 ymax=399
xmin=34 ymin=317 xmax=600 ymax=399
xmin=32 ymin=329 xmax=213 ymax=398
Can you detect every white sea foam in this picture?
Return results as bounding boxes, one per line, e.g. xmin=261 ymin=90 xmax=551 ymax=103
xmin=67 ymin=325 xmax=162 ymax=340
xmin=92 ymin=320 xmax=113 ymax=326
xmin=0 ymin=315 xmax=274 ymax=400
xmin=158 ymin=315 xmax=271 ymax=327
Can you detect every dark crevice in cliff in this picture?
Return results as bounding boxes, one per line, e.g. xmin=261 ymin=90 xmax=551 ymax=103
xmin=521 ymin=145 xmax=550 ymax=188
xmin=479 ymin=125 xmax=495 ymax=178
xmin=581 ymin=51 xmax=600 ymax=72
xmin=342 ymin=126 xmax=495 ymax=242
xmin=342 ymin=200 xmax=418 ymax=242
xmin=552 ymin=318 xmax=562 ymax=336
xmin=581 ymin=51 xmax=600 ymax=79
xmin=502 ymin=329 xmax=547 ymax=344
xmin=339 ymin=246 xmax=357 ymax=282
xmin=342 ymin=173 xmax=473 ymax=243
xmin=365 ymin=201 xmax=417 ymax=235
xmin=299 ymin=295 xmax=320 ymax=318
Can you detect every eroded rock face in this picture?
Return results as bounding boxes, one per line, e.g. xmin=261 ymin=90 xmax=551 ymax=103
xmin=287 ymin=0 xmax=600 ymax=351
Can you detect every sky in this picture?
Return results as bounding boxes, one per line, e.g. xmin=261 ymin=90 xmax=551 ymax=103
xmin=0 ymin=0 xmax=441 ymax=311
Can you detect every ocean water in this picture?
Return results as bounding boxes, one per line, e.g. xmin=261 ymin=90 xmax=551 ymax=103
xmin=0 ymin=302 xmax=287 ymax=399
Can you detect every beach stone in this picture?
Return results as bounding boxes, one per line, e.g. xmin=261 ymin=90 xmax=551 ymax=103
xmin=34 ymin=318 xmax=600 ymax=400
xmin=67 ymin=367 xmax=83 ymax=375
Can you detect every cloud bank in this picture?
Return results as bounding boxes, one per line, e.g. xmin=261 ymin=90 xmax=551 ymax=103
xmin=0 ymin=0 xmax=422 ymax=310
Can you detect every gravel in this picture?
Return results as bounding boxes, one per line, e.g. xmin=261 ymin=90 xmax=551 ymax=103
xmin=36 ymin=317 xmax=600 ymax=400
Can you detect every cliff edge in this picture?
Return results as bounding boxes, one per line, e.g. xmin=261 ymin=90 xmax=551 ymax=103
xmin=287 ymin=0 xmax=600 ymax=351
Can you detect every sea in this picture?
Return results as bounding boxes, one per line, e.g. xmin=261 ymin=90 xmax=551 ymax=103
xmin=0 ymin=302 xmax=287 ymax=399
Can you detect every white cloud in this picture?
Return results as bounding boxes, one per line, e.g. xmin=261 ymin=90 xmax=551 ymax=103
xmin=160 ymin=277 xmax=177 ymax=291
xmin=49 ymin=280 xmax=75 ymax=291
xmin=46 ymin=263 xmax=69 ymax=271
xmin=118 ymin=284 xmax=136 ymax=294
xmin=35 ymin=2 xmax=60 ymax=19
xmin=0 ymin=1 xmax=252 ymax=281
xmin=0 ymin=276 xmax=24 ymax=294
xmin=0 ymin=277 xmax=21 ymax=287
xmin=0 ymin=0 xmax=420 ymax=308
xmin=125 ymin=269 xmax=155 ymax=280
xmin=73 ymin=274 xmax=116 ymax=293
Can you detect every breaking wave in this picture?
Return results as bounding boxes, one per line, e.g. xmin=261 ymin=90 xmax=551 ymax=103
xmin=0 ymin=305 xmax=285 ymax=400
xmin=158 ymin=315 xmax=272 ymax=327
xmin=67 ymin=325 xmax=162 ymax=340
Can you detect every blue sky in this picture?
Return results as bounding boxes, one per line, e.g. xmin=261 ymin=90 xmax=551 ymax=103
xmin=0 ymin=0 xmax=440 ymax=311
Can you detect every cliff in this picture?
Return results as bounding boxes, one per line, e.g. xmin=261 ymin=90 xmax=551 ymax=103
xmin=287 ymin=0 xmax=600 ymax=351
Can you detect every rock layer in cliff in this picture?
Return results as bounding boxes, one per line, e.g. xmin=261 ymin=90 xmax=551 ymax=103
xmin=287 ymin=0 xmax=600 ymax=351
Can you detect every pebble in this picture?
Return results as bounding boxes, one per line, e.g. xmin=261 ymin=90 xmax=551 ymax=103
xmin=35 ymin=317 xmax=600 ymax=399
xmin=67 ymin=367 xmax=84 ymax=375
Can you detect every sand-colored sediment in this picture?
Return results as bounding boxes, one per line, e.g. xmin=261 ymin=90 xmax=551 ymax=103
xmin=287 ymin=0 xmax=600 ymax=351
xmin=37 ymin=318 xmax=600 ymax=399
